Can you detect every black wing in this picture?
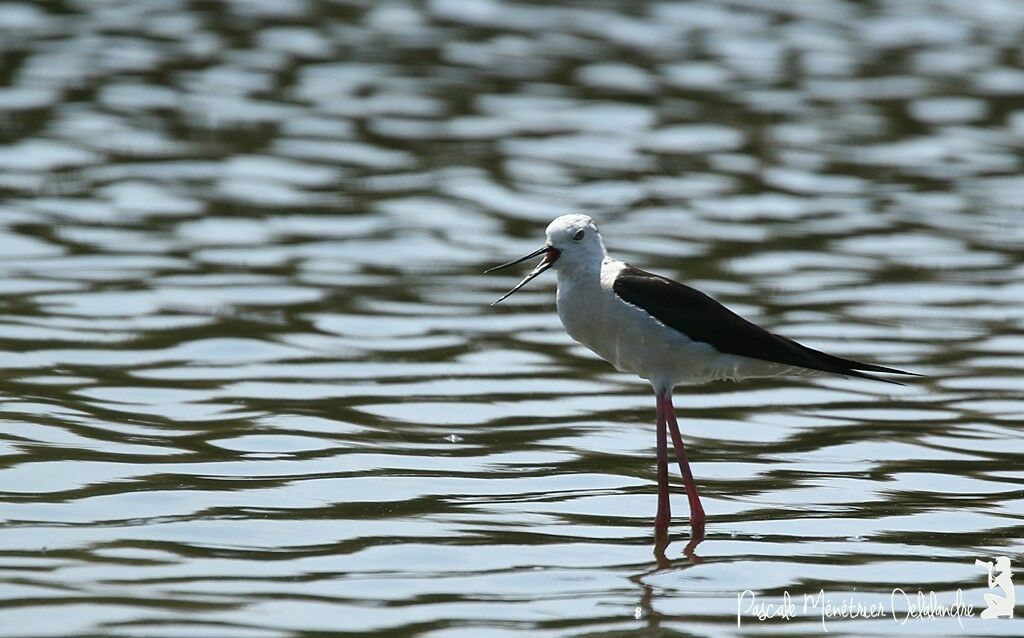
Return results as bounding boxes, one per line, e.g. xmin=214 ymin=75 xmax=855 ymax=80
xmin=612 ymin=265 xmax=917 ymax=384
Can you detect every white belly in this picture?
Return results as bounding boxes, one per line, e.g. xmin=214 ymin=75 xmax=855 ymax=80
xmin=555 ymin=260 xmax=790 ymax=390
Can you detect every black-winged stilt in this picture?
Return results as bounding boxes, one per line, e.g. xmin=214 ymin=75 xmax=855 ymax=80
xmin=486 ymin=214 xmax=916 ymax=540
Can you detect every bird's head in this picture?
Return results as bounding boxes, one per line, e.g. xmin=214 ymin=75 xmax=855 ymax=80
xmin=485 ymin=214 xmax=606 ymax=305
xmin=544 ymin=214 xmax=606 ymax=270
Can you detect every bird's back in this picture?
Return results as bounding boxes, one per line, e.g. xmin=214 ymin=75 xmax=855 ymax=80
xmin=611 ymin=264 xmax=915 ymax=385
xmin=555 ymin=259 xmax=773 ymax=388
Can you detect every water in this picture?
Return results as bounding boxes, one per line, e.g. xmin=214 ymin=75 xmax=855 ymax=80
xmin=1 ymin=1 xmax=1022 ymax=636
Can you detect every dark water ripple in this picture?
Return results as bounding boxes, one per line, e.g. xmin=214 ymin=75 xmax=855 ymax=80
xmin=0 ymin=0 xmax=1022 ymax=636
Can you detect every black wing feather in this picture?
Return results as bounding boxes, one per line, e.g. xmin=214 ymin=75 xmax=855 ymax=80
xmin=612 ymin=266 xmax=917 ymax=385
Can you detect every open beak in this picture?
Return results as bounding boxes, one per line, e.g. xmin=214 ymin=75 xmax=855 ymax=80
xmin=485 ymin=245 xmax=561 ymax=305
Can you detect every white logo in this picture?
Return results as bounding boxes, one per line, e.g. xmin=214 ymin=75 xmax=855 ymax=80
xmin=733 ymin=558 xmax=1021 ymax=630
xmin=976 ymin=556 xmax=1015 ymax=619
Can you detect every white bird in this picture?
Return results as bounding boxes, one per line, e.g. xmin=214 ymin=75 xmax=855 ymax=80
xmin=486 ymin=214 xmax=916 ymax=539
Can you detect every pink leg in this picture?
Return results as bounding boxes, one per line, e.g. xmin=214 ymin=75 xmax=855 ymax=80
xmin=654 ymin=395 xmax=671 ymax=531
xmin=661 ymin=393 xmax=706 ymax=535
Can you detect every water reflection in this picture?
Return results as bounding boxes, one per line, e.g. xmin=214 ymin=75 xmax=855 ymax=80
xmin=0 ymin=0 xmax=1022 ymax=635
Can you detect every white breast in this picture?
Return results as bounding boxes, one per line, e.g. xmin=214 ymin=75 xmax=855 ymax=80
xmin=555 ymin=259 xmax=790 ymax=390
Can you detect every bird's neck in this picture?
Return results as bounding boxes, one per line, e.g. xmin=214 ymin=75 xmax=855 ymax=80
xmin=554 ymin=257 xmax=605 ymax=286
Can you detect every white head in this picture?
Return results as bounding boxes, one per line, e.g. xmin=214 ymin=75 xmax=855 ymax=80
xmin=544 ymin=214 xmax=607 ymax=272
xmin=485 ymin=214 xmax=606 ymax=305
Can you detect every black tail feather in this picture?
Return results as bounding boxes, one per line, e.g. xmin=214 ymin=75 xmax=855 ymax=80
xmin=837 ymin=368 xmax=908 ymax=386
xmin=779 ymin=336 xmax=920 ymax=385
xmin=820 ymin=352 xmax=921 ymax=377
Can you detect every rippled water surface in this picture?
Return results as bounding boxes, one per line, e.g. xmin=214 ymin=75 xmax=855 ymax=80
xmin=1 ymin=1 xmax=1023 ymax=636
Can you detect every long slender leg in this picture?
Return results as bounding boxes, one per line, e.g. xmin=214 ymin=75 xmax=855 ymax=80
xmin=654 ymin=394 xmax=671 ymax=531
xmin=663 ymin=393 xmax=706 ymax=535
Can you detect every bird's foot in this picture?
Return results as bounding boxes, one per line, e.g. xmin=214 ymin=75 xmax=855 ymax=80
xmin=685 ymin=513 xmax=706 ymax=564
xmin=683 ymin=533 xmax=705 ymax=564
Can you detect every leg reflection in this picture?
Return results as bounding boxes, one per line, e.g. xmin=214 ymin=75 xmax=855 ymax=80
xmin=653 ymin=526 xmax=705 ymax=566
xmin=631 ymin=528 xmax=707 ymax=628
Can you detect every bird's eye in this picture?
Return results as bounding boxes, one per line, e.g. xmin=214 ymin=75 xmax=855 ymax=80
xmin=572 ymin=229 xmax=585 ymax=241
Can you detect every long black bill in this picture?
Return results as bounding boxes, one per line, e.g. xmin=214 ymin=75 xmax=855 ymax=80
xmin=485 ymin=245 xmax=560 ymax=305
